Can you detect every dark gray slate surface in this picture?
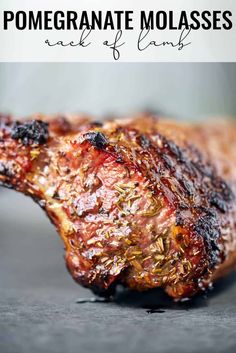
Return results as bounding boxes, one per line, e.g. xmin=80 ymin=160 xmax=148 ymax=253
xmin=0 ymin=188 xmax=236 ymax=353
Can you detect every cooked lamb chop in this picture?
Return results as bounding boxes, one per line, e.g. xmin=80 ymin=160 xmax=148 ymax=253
xmin=0 ymin=113 xmax=236 ymax=299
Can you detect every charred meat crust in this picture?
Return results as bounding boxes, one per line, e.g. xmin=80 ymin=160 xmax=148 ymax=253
xmin=153 ymin=134 xmax=234 ymax=268
xmin=0 ymin=162 xmax=13 ymax=178
xmin=84 ymin=131 xmax=109 ymax=149
xmin=11 ymin=120 xmax=49 ymax=145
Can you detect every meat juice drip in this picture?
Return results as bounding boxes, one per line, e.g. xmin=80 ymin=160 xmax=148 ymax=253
xmin=146 ymin=309 xmax=165 ymax=314
xmin=76 ymin=297 xmax=111 ymax=304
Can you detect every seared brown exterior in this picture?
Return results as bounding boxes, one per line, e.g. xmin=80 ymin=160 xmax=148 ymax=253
xmin=0 ymin=113 xmax=236 ymax=299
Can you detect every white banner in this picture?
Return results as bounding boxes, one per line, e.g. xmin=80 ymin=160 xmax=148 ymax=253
xmin=0 ymin=0 xmax=236 ymax=62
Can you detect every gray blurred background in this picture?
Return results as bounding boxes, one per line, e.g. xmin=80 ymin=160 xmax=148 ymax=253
xmin=1 ymin=63 xmax=236 ymax=119
xmin=1 ymin=63 xmax=236 ymax=353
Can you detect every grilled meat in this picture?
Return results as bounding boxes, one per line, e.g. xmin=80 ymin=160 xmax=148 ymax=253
xmin=0 ymin=113 xmax=236 ymax=299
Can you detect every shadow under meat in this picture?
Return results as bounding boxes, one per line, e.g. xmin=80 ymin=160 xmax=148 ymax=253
xmin=112 ymin=286 xmax=207 ymax=312
xmin=76 ymin=272 xmax=236 ymax=313
xmin=114 ymin=272 xmax=236 ymax=312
